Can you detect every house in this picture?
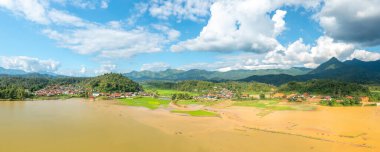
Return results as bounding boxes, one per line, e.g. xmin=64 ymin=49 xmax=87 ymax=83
xmin=346 ymin=96 xmax=354 ymax=99
xmin=302 ymin=93 xmax=310 ymax=98
xmin=92 ymin=92 xmax=100 ymax=97
xmin=324 ymin=96 xmax=332 ymax=101
xmin=273 ymin=93 xmax=286 ymax=99
xmin=241 ymin=93 xmax=250 ymax=98
xmin=111 ymin=93 xmax=122 ymax=98
xmin=361 ymin=96 xmax=370 ymax=102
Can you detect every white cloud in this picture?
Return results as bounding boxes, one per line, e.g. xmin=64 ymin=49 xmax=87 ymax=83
xmin=152 ymin=24 xmax=181 ymax=40
xmin=95 ymin=63 xmax=117 ymax=74
xmin=43 ymin=27 xmax=167 ymax=58
xmin=264 ymin=36 xmax=356 ymax=68
xmin=52 ymin=0 xmax=107 ymax=9
xmin=100 ymin=0 xmax=109 ymax=9
xmin=348 ymin=50 xmax=380 ymax=61
xmin=48 ymin=9 xmax=91 ymax=27
xmin=317 ymin=0 xmax=380 ymax=46
xmin=148 ymin=0 xmax=214 ymax=22
xmin=179 ymin=53 xmax=288 ymax=72
xmin=0 ymin=0 xmax=49 ymax=24
xmin=272 ymin=10 xmax=287 ymax=36
xmin=0 ymin=56 xmax=60 ymax=72
xmin=79 ymin=65 xmax=87 ymax=74
xmin=140 ymin=62 xmax=170 ymax=71
xmin=171 ymin=0 xmax=320 ymax=53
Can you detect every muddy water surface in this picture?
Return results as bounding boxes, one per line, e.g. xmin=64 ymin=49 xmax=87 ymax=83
xmin=0 ymin=99 xmax=378 ymax=152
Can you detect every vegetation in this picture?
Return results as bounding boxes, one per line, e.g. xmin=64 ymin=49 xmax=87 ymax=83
xmin=171 ymin=110 xmax=219 ymax=117
xmin=84 ymin=73 xmax=141 ymax=93
xmin=279 ymin=80 xmax=370 ymax=97
xmin=320 ymin=97 xmax=361 ymax=107
xmin=145 ymin=89 xmax=198 ymax=97
xmin=259 ymin=93 xmax=265 ymax=99
xmin=370 ymin=91 xmax=380 ymax=102
xmin=174 ymin=100 xmax=222 ymax=106
xmin=171 ymin=93 xmax=193 ymax=100
xmin=118 ymin=97 xmax=170 ymax=110
xmin=123 ymin=68 xmax=311 ymax=81
xmin=233 ymin=100 xmax=316 ymax=111
xmin=144 ymin=80 xmax=275 ymax=94
xmin=0 ymin=76 xmax=86 ymax=100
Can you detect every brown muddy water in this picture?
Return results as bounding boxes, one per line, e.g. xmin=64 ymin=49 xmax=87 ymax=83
xmin=0 ymin=99 xmax=378 ymax=152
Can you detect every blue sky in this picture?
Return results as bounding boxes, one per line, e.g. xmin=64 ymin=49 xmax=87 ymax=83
xmin=1 ymin=0 xmax=380 ymax=76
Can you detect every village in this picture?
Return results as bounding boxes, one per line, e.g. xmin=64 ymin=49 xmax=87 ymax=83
xmin=34 ymin=85 xmax=85 ymax=97
xmin=33 ymin=84 xmax=380 ymax=106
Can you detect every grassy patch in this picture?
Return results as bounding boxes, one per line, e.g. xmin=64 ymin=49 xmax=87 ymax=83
xmin=233 ymin=100 xmax=315 ymax=111
xmin=171 ymin=110 xmax=219 ymax=117
xmin=175 ymin=100 xmax=221 ymax=106
xmin=118 ymin=97 xmax=170 ymax=110
xmin=33 ymin=95 xmax=78 ymax=100
xmin=147 ymin=89 xmax=199 ymax=97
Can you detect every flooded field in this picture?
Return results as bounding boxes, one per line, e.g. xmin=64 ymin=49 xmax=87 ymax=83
xmin=0 ymin=99 xmax=379 ymax=152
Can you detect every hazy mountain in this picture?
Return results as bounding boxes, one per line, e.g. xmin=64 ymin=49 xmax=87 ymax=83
xmin=0 ymin=67 xmax=27 ymax=75
xmin=123 ymin=67 xmax=312 ymax=81
xmin=240 ymin=58 xmax=380 ymax=85
xmin=0 ymin=67 xmax=65 ymax=78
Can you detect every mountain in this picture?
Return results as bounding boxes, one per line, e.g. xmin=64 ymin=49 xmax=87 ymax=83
xmin=308 ymin=57 xmax=345 ymax=74
xmin=123 ymin=67 xmax=312 ymax=81
xmin=240 ymin=57 xmax=380 ymax=85
xmin=0 ymin=67 xmax=27 ymax=75
xmin=0 ymin=67 xmax=66 ymax=78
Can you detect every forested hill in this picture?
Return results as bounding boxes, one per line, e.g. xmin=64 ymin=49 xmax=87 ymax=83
xmin=123 ymin=67 xmax=312 ymax=81
xmin=84 ymin=73 xmax=142 ymax=93
xmin=241 ymin=58 xmax=380 ymax=85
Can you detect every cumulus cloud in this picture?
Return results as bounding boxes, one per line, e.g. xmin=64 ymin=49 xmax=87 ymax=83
xmin=348 ymin=50 xmax=380 ymax=61
xmin=0 ymin=56 xmax=60 ymax=72
xmin=264 ymin=36 xmax=356 ymax=68
xmin=317 ymin=0 xmax=380 ymax=46
xmin=179 ymin=53 xmax=289 ymax=72
xmin=272 ymin=10 xmax=287 ymax=36
xmin=148 ymin=0 xmax=214 ymax=21
xmin=171 ymin=0 xmax=321 ymax=53
xmin=152 ymin=24 xmax=181 ymax=40
xmin=0 ymin=0 xmax=176 ymax=59
xmin=43 ymin=27 xmax=167 ymax=58
xmin=140 ymin=62 xmax=170 ymax=71
xmin=95 ymin=63 xmax=117 ymax=74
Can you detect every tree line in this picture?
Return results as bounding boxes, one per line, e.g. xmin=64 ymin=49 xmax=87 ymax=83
xmin=279 ymin=79 xmax=370 ymax=97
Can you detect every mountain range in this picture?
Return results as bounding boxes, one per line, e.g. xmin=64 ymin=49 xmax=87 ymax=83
xmin=0 ymin=67 xmax=64 ymax=78
xmin=123 ymin=67 xmax=312 ymax=81
xmin=1 ymin=57 xmax=379 ymax=85
xmin=241 ymin=57 xmax=380 ymax=85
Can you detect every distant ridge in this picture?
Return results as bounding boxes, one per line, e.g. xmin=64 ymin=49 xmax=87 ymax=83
xmin=240 ymin=57 xmax=380 ymax=85
xmin=123 ymin=67 xmax=312 ymax=81
xmin=0 ymin=67 xmax=66 ymax=78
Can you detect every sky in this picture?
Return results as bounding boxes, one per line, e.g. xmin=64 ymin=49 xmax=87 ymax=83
xmin=1 ymin=0 xmax=380 ymax=76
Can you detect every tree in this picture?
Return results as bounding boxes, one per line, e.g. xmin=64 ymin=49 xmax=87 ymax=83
xmin=259 ymin=93 xmax=265 ymax=100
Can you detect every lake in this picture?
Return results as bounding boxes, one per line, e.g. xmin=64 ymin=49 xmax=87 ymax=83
xmin=0 ymin=99 xmax=378 ymax=152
